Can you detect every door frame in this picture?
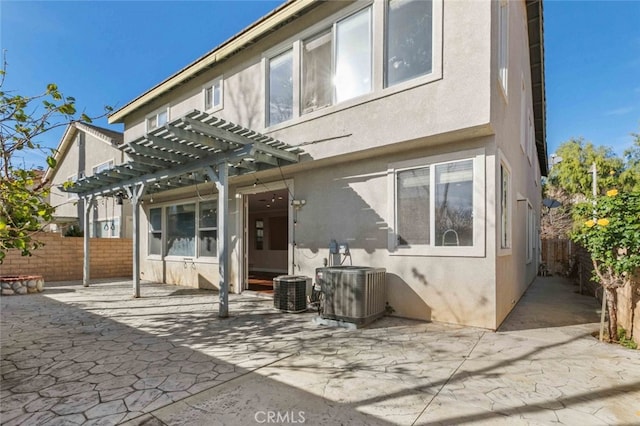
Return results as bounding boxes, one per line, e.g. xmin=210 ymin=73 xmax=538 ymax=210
xmin=236 ymin=179 xmax=294 ymax=292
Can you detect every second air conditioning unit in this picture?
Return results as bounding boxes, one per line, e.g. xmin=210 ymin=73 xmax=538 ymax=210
xmin=315 ymin=266 xmax=386 ymax=326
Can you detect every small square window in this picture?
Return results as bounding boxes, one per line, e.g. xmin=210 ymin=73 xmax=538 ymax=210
xmin=146 ymin=107 xmax=169 ymax=132
xmin=204 ymin=78 xmax=223 ymax=111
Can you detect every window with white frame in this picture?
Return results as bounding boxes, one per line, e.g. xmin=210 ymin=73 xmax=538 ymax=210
xmin=268 ymin=49 xmax=294 ymax=126
xmin=149 ymin=207 xmax=163 ymax=255
xmin=166 ymin=203 xmax=196 ymax=257
xmin=392 ymin=151 xmax=484 ymax=256
xmin=498 ymin=0 xmax=509 ymax=96
xmin=302 ymin=31 xmax=333 ymax=114
xmin=198 ymin=201 xmax=217 ymax=257
xmin=148 ymin=201 xmax=218 ymax=258
xmin=146 ymin=107 xmax=169 ymax=132
xmin=335 ymin=7 xmax=372 ymax=103
xmin=500 ymin=161 xmax=511 ymax=250
xmin=385 ymin=0 xmax=433 ymax=88
xmin=93 ymin=160 xmax=114 ymax=175
xmin=91 ymin=217 xmax=120 ymax=238
xmin=204 ymin=78 xmax=223 ymax=111
xmin=526 ymin=202 xmax=533 ymax=264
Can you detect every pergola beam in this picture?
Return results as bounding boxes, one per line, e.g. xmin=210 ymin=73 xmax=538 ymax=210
xmin=145 ymin=134 xmax=208 ymax=157
xmin=167 ymin=124 xmax=227 ymax=151
xmin=184 ymin=117 xmax=298 ymax=163
xmin=125 ymin=142 xmax=193 ymax=163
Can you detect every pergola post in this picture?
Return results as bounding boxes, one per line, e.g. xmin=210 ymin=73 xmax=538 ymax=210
xmin=82 ymin=196 xmax=95 ymax=287
xmin=213 ymin=163 xmax=229 ymax=318
xmin=126 ymin=184 xmax=146 ymax=298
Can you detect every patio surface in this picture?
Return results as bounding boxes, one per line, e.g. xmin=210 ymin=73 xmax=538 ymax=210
xmin=1 ymin=276 xmax=639 ymax=425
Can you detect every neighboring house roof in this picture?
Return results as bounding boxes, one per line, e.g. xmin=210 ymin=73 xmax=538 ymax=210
xmin=108 ymin=0 xmax=547 ymax=174
xmin=43 ymin=122 xmax=124 ymax=183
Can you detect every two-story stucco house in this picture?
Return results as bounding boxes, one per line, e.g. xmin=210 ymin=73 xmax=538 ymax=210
xmin=46 ymin=122 xmax=132 ymax=237
xmin=65 ymin=0 xmax=547 ymax=330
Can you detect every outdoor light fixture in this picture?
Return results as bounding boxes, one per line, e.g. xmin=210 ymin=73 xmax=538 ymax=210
xmin=271 ymin=194 xmax=276 ymax=203
xmin=115 ymin=193 xmax=124 ymax=205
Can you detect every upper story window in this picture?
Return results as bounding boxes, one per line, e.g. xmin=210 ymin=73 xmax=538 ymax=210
xmin=335 ymin=7 xmax=372 ymax=103
xmin=204 ymin=78 xmax=223 ymax=111
xmin=146 ymin=107 xmax=169 ymax=132
xmin=302 ymin=31 xmax=332 ymax=114
xmin=385 ymin=0 xmax=433 ymax=88
xmin=498 ymin=0 xmax=509 ymax=96
xmin=268 ymin=49 xmax=293 ymax=126
xmin=93 ymin=160 xmax=114 ymax=175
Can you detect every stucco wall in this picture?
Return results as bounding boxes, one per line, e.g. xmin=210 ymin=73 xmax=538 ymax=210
xmin=493 ymin=0 xmax=543 ymax=327
xmin=49 ymin=127 xmax=130 ymax=235
xmin=122 ymin=0 xmax=492 ymax=161
xmin=0 ymin=232 xmax=132 ymax=281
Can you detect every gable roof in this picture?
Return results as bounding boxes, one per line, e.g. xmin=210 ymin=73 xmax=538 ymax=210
xmin=43 ymin=122 xmax=123 ymax=183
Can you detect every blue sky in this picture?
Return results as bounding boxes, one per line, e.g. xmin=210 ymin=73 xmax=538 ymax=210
xmin=1 ymin=0 xmax=639 ymax=170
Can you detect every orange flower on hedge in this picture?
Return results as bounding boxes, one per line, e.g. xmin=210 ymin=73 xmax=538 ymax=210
xmin=597 ymin=218 xmax=610 ymax=226
xmin=585 ymin=219 xmax=596 ymax=228
xmin=606 ymin=189 xmax=618 ymax=197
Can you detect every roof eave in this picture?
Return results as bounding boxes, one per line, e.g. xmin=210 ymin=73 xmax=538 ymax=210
xmin=108 ymin=0 xmax=318 ymax=125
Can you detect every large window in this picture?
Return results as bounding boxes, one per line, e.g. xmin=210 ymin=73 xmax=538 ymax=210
xmin=335 ymin=7 xmax=372 ymax=103
xmin=147 ymin=201 xmax=219 ymax=258
xmin=302 ymin=31 xmax=332 ymax=114
xmin=166 ymin=204 xmax=196 ymax=257
xmin=434 ymin=160 xmax=474 ymax=246
xmin=385 ymin=0 xmax=433 ymax=87
xmin=149 ymin=208 xmax=162 ymax=255
xmin=198 ymin=201 xmax=217 ymax=257
xmin=396 ymin=160 xmax=473 ymax=247
xmin=391 ymin=151 xmax=484 ymax=256
xmin=268 ymin=50 xmax=293 ymax=126
xmin=396 ymin=167 xmax=430 ymax=246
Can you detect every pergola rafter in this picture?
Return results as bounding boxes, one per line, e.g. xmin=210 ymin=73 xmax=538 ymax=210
xmin=61 ymin=110 xmax=302 ymax=318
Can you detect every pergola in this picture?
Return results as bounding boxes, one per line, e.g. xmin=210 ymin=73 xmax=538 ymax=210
xmin=63 ymin=110 xmax=301 ymax=317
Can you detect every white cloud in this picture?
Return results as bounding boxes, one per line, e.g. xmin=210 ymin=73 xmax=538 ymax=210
xmin=604 ymin=106 xmax=633 ymax=116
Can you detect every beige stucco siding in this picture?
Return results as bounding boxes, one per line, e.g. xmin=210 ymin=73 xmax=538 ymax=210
xmin=49 ymin=128 xmax=131 ymax=236
xmin=492 ymin=0 xmax=542 ymax=326
xmin=122 ymin=0 xmax=492 ymax=160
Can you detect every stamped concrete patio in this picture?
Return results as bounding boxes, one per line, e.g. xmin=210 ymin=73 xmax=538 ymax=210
xmin=1 ymin=276 xmax=639 ymax=425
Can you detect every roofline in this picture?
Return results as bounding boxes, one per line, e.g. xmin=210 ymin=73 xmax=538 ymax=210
xmin=43 ymin=124 xmax=77 ymax=182
xmin=527 ymin=0 xmax=548 ymax=175
xmin=43 ymin=122 xmax=123 ymax=182
xmin=108 ymin=0 xmax=317 ymax=124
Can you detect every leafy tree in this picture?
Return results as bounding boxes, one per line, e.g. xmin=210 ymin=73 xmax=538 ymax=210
xmin=547 ymin=138 xmax=624 ymax=197
xmin=0 ymin=56 xmax=110 ymax=262
xmin=620 ymin=132 xmax=640 ymax=192
xmin=571 ymin=189 xmax=640 ymax=342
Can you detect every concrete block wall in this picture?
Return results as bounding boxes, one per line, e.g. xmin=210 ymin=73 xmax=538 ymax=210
xmin=0 ymin=232 xmax=132 ymax=282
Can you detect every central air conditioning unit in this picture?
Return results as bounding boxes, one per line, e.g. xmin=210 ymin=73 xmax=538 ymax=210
xmin=315 ymin=266 xmax=386 ymax=326
xmin=273 ymin=275 xmax=310 ymax=313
